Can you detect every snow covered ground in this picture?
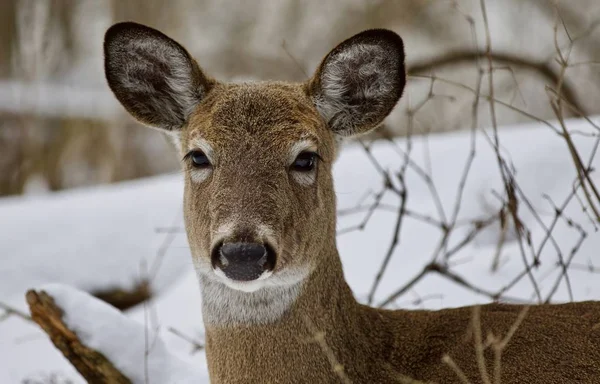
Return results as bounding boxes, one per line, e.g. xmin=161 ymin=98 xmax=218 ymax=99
xmin=1 ymin=116 xmax=599 ymax=383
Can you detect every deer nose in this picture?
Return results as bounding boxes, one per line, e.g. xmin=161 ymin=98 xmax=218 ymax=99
xmin=212 ymin=242 xmax=275 ymax=281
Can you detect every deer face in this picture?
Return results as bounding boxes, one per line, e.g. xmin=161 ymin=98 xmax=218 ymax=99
xmin=180 ymin=82 xmax=338 ymax=292
xmin=104 ymin=22 xmax=405 ymax=293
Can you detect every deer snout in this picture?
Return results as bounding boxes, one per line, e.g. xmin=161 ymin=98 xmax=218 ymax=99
xmin=212 ymin=242 xmax=276 ymax=282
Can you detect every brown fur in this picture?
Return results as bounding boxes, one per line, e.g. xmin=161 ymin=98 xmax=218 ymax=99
xmin=205 ymin=265 xmax=600 ymax=383
xmin=104 ymin=22 xmax=600 ymax=383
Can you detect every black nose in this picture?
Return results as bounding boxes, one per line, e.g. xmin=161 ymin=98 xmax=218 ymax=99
xmin=212 ymin=242 xmax=275 ymax=281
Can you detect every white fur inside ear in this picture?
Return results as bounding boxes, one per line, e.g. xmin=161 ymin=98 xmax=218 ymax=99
xmin=323 ymin=45 xmax=389 ymax=95
xmin=315 ymin=43 xmax=400 ymax=136
xmin=127 ymin=38 xmax=200 ymax=127
xmin=105 ymin=25 xmax=205 ymax=130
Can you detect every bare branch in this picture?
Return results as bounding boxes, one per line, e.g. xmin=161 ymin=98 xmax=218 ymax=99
xmin=409 ymin=50 xmax=585 ymax=116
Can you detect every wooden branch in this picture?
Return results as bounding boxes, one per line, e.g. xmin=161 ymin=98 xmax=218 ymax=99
xmin=91 ymin=280 xmax=151 ymax=311
xmin=408 ymin=50 xmax=586 ymax=117
xmin=26 ymin=290 xmax=131 ymax=384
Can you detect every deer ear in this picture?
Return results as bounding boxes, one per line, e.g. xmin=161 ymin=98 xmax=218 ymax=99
xmin=104 ymin=22 xmax=213 ymax=131
xmin=308 ymin=29 xmax=406 ymax=137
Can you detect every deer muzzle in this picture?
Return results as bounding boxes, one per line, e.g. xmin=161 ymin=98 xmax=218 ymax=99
xmin=211 ymin=241 xmax=276 ymax=281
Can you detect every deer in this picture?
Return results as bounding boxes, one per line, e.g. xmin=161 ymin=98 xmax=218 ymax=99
xmin=103 ymin=22 xmax=600 ymax=384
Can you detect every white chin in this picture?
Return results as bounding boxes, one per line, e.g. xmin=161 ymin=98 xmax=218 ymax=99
xmin=213 ymin=268 xmax=273 ymax=292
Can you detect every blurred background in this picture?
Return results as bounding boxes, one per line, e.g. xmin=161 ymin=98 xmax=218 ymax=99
xmin=1 ymin=0 xmax=600 ymax=196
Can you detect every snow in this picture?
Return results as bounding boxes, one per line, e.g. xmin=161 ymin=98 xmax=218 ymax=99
xmin=1 ymin=116 xmax=599 ymax=383
xmin=0 ymin=175 xmax=190 ymax=308
xmin=336 ymin=120 xmax=600 ymax=307
xmin=40 ymin=283 xmax=206 ymax=384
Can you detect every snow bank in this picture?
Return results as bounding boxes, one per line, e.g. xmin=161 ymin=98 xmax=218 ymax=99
xmin=0 ymin=175 xmax=190 ymax=309
xmin=38 ymin=283 xmax=207 ymax=384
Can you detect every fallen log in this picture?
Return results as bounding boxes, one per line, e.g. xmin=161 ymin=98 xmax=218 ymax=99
xmin=26 ymin=289 xmax=131 ymax=384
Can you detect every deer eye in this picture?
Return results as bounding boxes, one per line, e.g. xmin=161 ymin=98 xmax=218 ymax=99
xmin=186 ymin=150 xmax=211 ymax=168
xmin=292 ymin=152 xmax=317 ymax=172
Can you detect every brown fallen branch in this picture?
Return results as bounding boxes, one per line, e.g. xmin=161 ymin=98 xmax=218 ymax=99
xmin=92 ymin=280 xmax=151 ymax=311
xmin=25 ymin=289 xmax=131 ymax=384
xmin=408 ymin=50 xmax=585 ymax=117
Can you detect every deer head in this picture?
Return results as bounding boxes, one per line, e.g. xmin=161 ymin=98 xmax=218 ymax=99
xmin=104 ymin=22 xmax=405 ymax=314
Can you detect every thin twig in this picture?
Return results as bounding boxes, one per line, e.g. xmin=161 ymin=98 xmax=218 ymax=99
xmin=0 ymin=302 xmax=33 ymax=323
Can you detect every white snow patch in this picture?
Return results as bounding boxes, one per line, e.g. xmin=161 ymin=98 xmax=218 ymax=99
xmin=39 ymin=283 xmax=207 ymax=384
xmin=0 ymin=175 xmax=190 ymax=310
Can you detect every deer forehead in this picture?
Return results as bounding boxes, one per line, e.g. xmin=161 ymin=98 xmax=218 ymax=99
xmin=182 ymin=82 xmax=334 ymax=161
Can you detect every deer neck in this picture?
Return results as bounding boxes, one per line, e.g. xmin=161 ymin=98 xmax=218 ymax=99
xmin=198 ymin=239 xmax=395 ymax=382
